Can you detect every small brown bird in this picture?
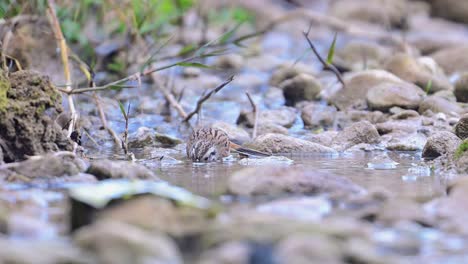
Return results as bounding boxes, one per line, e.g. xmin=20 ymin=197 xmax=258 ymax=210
xmin=186 ymin=127 xmax=269 ymax=162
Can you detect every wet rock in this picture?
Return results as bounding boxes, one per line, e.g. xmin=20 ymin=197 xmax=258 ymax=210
xmin=429 ymin=0 xmax=468 ymax=24
xmin=212 ymin=122 xmax=250 ymax=144
xmin=245 ymin=133 xmax=336 ymax=154
xmin=228 ymin=166 xmax=363 ymax=196
xmin=384 ymin=54 xmax=452 ymax=93
xmin=304 ymin=131 xmax=339 ymax=147
xmin=391 ymin=109 xmax=420 ymax=120
xmin=332 ymin=121 xmax=380 ymax=150
xmin=86 ymin=160 xmax=160 ymax=180
xmin=128 ymin=127 xmax=181 ymax=148
xmin=366 ymin=82 xmax=425 ymax=112
xmin=422 ymin=131 xmax=461 ymax=159
xmin=75 ymin=220 xmax=182 ymax=264
xmin=0 ymin=70 xmax=72 ymax=162
xmin=418 ymin=96 xmax=463 ymax=115
xmin=97 ymin=196 xmax=210 ymax=236
xmin=455 ymin=113 xmax=468 ymax=139
xmin=276 ymin=234 xmax=342 ymax=264
xmin=376 ymin=118 xmax=422 ymax=135
xmin=300 ymin=102 xmax=337 ymax=128
xmin=269 ymin=65 xmax=300 ymax=87
xmin=330 ymin=0 xmax=408 ymax=28
xmin=329 ymin=70 xmax=413 ymax=110
xmin=454 ymin=72 xmax=468 ymax=102
xmin=256 ymin=196 xmax=331 ymax=221
xmin=196 ymin=241 xmax=249 ymax=264
xmin=386 ymin=133 xmax=426 ymax=151
xmin=237 ymin=107 xmax=297 ymax=128
xmin=214 ymin=54 xmax=244 ymax=70
xmin=279 ymin=73 xmax=322 ymax=106
xmin=431 ymin=45 xmax=468 ymax=75
xmin=4 ymin=153 xmax=87 ymax=180
xmin=334 ymin=41 xmax=391 ymax=71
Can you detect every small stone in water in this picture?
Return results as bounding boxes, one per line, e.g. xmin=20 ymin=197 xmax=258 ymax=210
xmin=367 ymin=153 xmax=399 ymax=170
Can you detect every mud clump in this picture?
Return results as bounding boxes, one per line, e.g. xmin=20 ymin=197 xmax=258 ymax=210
xmin=0 ymin=70 xmax=72 ymax=162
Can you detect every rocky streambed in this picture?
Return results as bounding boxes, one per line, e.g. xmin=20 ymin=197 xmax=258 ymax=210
xmin=2 ymin=0 xmax=468 ymax=263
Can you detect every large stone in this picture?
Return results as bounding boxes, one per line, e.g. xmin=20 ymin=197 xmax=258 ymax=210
xmin=429 ymin=0 xmax=468 ymax=24
xmin=418 ymin=96 xmax=463 ymax=115
xmin=384 ymin=54 xmax=452 ymax=93
xmin=276 ymin=234 xmax=343 ymax=264
xmin=431 ymin=45 xmax=468 ymax=75
xmin=454 ymin=73 xmax=468 ymax=102
xmin=86 ymin=160 xmax=160 ymax=180
xmin=269 ymin=65 xmax=300 ymax=87
xmin=334 ymin=41 xmax=392 ymax=71
xmin=300 ymin=102 xmax=337 ymax=129
xmin=366 ymin=82 xmax=425 ymax=111
xmin=455 ymin=113 xmax=468 ymax=139
xmin=212 ymin=121 xmax=251 ymax=144
xmin=422 ymin=131 xmax=461 ymax=159
xmin=74 ymin=220 xmax=182 ymax=264
xmin=0 ymin=70 xmax=72 ymax=162
xmin=330 ymin=0 xmax=408 ymax=28
xmin=237 ymin=107 xmax=297 ymax=128
xmin=228 ymin=166 xmax=364 ymax=196
xmin=128 ymin=127 xmax=181 ymax=148
xmin=280 ymin=73 xmax=322 ymax=106
xmin=245 ymin=133 xmax=336 ymax=154
xmin=329 ymin=70 xmax=413 ymax=110
xmin=332 ymin=121 xmax=380 ymax=150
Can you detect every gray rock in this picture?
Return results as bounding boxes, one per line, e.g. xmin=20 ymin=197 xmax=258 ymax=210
xmin=237 ymin=107 xmax=297 ymax=128
xmin=228 ymin=166 xmax=364 ymax=196
xmin=330 ymin=0 xmax=408 ymax=28
xmin=256 ymin=122 xmax=289 ymax=136
xmin=269 ymin=66 xmax=300 ymax=87
xmin=280 ymin=73 xmax=322 ymax=106
xmin=332 ymin=121 xmax=380 ymax=150
xmin=418 ymin=96 xmax=463 ymax=115
xmin=431 ymin=45 xmax=468 ymax=75
xmin=455 ymin=73 xmax=468 ymax=102
xmin=128 ymin=127 xmax=181 ymax=148
xmin=429 ymin=0 xmax=468 ymax=24
xmin=366 ymin=82 xmax=425 ymax=111
xmin=304 ymin=131 xmax=339 ymax=147
xmin=196 ymin=241 xmax=249 ymax=264
xmin=86 ymin=160 xmax=160 ymax=180
xmin=6 ymin=153 xmax=87 ymax=179
xmin=300 ymin=102 xmax=337 ymax=128
xmin=214 ymin=54 xmax=244 ymax=70
xmin=245 ymin=133 xmax=336 ymax=154
xmin=422 ymin=131 xmax=461 ymax=158
xmin=276 ymin=234 xmax=342 ymax=264
xmin=334 ymin=40 xmax=392 ymax=71
xmin=455 ymin=114 xmax=468 ymax=139
xmin=74 ymin=220 xmax=182 ymax=264
xmin=384 ymin=54 xmax=452 ymax=93
xmin=329 ymin=70 xmax=412 ymax=110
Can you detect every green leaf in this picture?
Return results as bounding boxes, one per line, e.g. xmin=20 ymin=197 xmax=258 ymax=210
xmin=177 ymin=44 xmax=198 ymax=57
xmin=219 ymin=22 xmax=243 ymax=44
xmin=326 ymin=32 xmax=338 ymax=65
xmin=425 ymin=79 xmax=433 ymax=94
xmin=118 ymin=101 xmax=127 ymax=120
xmin=176 ymin=62 xmax=211 ymax=68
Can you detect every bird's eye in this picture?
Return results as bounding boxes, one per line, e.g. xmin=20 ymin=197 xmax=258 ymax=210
xmin=210 ymin=151 xmax=216 ymax=156
xmin=204 ymin=157 xmax=208 ymax=161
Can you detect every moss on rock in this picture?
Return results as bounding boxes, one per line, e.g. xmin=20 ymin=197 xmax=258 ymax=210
xmin=0 ymin=70 xmax=10 ymax=113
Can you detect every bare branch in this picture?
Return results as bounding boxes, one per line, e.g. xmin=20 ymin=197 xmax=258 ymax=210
xmin=302 ymin=29 xmax=345 ymax=88
xmin=183 ymin=75 xmax=235 ymax=123
xmin=153 ymin=75 xmax=188 ymax=119
xmin=246 ymin=92 xmax=259 ymax=139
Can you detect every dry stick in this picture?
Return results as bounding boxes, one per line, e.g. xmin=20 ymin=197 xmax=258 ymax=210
xmin=153 ymin=75 xmax=188 ymax=119
xmin=245 ymin=92 xmax=259 ymax=139
xmin=46 ymin=0 xmax=77 ymax=138
xmin=121 ymin=103 xmax=131 ymax=155
xmin=302 ymin=27 xmax=345 ymax=88
xmin=183 ymin=75 xmax=234 ymax=123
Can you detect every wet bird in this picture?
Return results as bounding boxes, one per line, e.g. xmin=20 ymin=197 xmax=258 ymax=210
xmin=186 ymin=127 xmax=269 ymax=162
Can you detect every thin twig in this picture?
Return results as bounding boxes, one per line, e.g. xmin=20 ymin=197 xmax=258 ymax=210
xmin=46 ymin=0 xmax=77 ymax=138
xmin=302 ymin=26 xmax=345 ymax=88
xmin=153 ymin=75 xmax=188 ymax=119
xmin=121 ymin=103 xmax=130 ymax=155
xmin=246 ymin=92 xmax=259 ymax=139
xmin=183 ymin=75 xmax=234 ymax=123
xmin=92 ymin=92 xmax=121 ymax=145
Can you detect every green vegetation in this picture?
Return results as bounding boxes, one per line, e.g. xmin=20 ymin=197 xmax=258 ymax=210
xmin=455 ymin=139 xmax=468 ymax=159
xmin=0 ymin=70 xmax=10 ymax=113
